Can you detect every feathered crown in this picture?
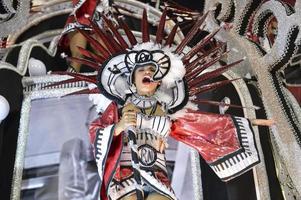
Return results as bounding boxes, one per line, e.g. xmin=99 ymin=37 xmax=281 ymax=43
xmin=54 ymin=8 xmax=243 ymax=113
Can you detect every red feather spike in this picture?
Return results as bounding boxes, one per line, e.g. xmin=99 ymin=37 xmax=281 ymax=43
xmin=64 ymin=73 xmax=98 ymax=84
xmin=88 ymin=18 xmax=119 ymax=54
xmin=105 ymin=31 xmax=125 ymax=52
xmin=117 ymin=17 xmax=137 ymax=46
xmin=42 ymin=78 xmax=81 ymax=89
xmin=156 ymin=9 xmax=167 ymax=44
xmin=175 ymin=11 xmax=208 ymax=54
xmin=51 ymin=71 xmax=96 ymax=79
xmin=165 ymin=23 xmax=179 ymax=46
xmin=185 ymin=43 xmax=224 ymax=69
xmin=191 ymin=99 xmax=256 ymax=110
xmin=185 ymin=50 xmax=226 ymax=80
xmin=185 ymin=55 xmax=205 ymax=71
xmin=66 ymin=57 xmax=100 ymax=70
xmin=52 ymin=71 xmax=97 ymax=78
xmin=185 ymin=51 xmax=228 ymax=81
xmin=50 ymin=71 xmax=71 ymax=75
xmin=77 ymin=29 xmax=111 ymax=58
xmin=102 ymin=14 xmax=129 ymax=49
xmin=188 ymin=59 xmax=244 ymax=88
xmin=77 ymin=46 xmax=105 ymax=64
xmin=142 ymin=9 xmax=150 ymax=42
xmin=182 ymin=28 xmax=221 ymax=62
xmin=186 ymin=60 xmax=219 ymax=82
xmin=189 ymin=78 xmax=240 ymax=96
xmin=65 ymin=88 xmax=100 ymax=96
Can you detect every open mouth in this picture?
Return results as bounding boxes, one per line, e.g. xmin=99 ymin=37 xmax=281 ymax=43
xmin=142 ymin=76 xmax=152 ymax=84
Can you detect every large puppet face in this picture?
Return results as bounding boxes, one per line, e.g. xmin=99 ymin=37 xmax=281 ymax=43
xmin=134 ymin=64 xmax=161 ymax=96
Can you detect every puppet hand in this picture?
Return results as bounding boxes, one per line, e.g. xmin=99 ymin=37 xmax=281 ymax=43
xmin=114 ymin=106 xmax=137 ymax=136
xmin=251 ymin=119 xmax=275 ymax=127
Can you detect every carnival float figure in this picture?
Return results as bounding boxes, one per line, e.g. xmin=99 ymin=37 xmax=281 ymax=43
xmin=56 ymin=1 xmax=274 ymax=200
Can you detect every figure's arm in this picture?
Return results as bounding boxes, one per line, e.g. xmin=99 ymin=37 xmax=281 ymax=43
xmin=170 ymin=109 xmax=261 ymax=181
xmin=68 ymin=32 xmax=88 ymax=72
xmin=251 ymin=119 xmax=275 ymax=126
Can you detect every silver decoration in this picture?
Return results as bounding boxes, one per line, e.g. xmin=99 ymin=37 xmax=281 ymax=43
xmin=5 ymin=0 xmax=180 ymax=45
xmin=2 ymin=39 xmax=58 ymax=76
xmin=270 ymin=125 xmax=301 ymax=200
xmin=251 ymin=0 xmax=301 ymax=196
xmin=204 ymin=0 xmax=233 ymax=22
xmin=8 ymin=8 xmax=73 ymax=45
xmin=0 ymin=0 xmax=30 ymax=38
xmin=232 ymin=0 xmax=254 ymax=35
xmin=1 ymin=0 xmax=16 ymax=14
xmin=0 ymin=0 xmax=14 ymax=21
xmin=1 ymin=0 xmax=72 ymax=45
xmin=205 ymin=8 xmax=265 ymax=200
xmin=10 ymin=97 xmax=31 ymax=200
xmin=204 ymin=0 xmax=301 ymax=198
xmin=269 ymin=88 xmax=301 ymax=200
xmin=190 ymin=149 xmax=203 ymax=200
xmin=10 ymin=74 xmax=89 ymax=200
xmin=204 ymin=11 xmax=229 ymax=43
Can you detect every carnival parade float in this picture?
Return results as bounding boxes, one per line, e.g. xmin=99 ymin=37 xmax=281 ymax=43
xmin=0 ymin=0 xmax=300 ymax=199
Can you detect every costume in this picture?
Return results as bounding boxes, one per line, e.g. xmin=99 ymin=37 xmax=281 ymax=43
xmin=58 ymin=5 xmax=260 ymax=200
xmin=58 ymin=0 xmax=111 ymax=55
xmin=89 ymin=101 xmax=259 ymax=200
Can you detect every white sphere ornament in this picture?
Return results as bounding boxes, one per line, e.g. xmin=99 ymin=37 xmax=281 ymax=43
xmin=28 ymin=57 xmax=47 ymax=76
xmin=0 ymin=95 xmax=10 ymax=122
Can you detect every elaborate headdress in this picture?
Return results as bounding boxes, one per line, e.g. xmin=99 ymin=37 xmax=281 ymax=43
xmin=57 ymin=8 xmax=243 ymax=113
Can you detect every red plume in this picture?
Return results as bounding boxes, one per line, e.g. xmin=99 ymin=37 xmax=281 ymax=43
xmin=142 ymin=9 xmax=150 ymax=42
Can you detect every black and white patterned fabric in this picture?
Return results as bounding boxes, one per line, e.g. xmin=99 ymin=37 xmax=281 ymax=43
xmin=114 ymin=128 xmax=175 ymax=200
xmin=121 ymin=132 xmax=168 ymax=171
xmin=98 ymin=50 xmax=187 ymax=113
xmin=125 ymin=50 xmax=171 ymax=84
xmin=94 ymin=124 xmax=115 ymax=181
xmin=136 ymin=113 xmax=171 ymax=138
xmin=129 ymin=94 xmax=158 ymax=109
xmin=209 ymin=117 xmax=260 ymax=181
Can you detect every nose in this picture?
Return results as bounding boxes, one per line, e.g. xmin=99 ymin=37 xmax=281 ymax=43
xmin=144 ymin=70 xmax=152 ymax=76
xmin=145 ymin=67 xmax=154 ymax=74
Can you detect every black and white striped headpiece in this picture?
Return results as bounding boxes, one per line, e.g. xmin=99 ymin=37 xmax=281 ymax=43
xmin=125 ymin=50 xmax=171 ymax=84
